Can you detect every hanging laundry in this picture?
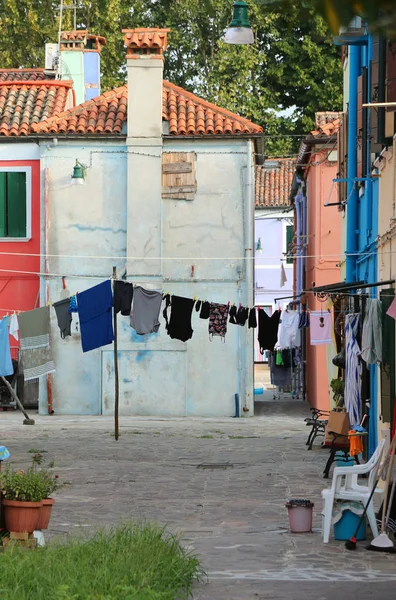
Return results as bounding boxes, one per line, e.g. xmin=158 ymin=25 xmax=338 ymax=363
xmin=0 ymin=317 xmax=14 ymax=376
xmin=344 ymin=313 xmax=362 ymax=428
xmin=199 ymin=301 xmax=210 ymax=320
xmin=19 ymin=307 xmax=56 ymax=381
xmin=298 ymin=310 xmax=310 ymax=329
xmin=53 ymin=298 xmax=72 ymax=339
xmin=77 ymin=281 xmax=114 ymax=353
xmin=386 ymin=296 xmax=396 ymax=320
xmin=269 ymin=351 xmax=292 ymax=387
xmin=229 ymin=305 xmax=238 ymax=324
xmin=130 ymin=286 xmax=162 ymax=335
xmin=195 ymin=300 xmax=201 ymax=312
xmin=309 ymin=310 xmax=332 ymax=345
xmin=275 ymin=310 xmax=300 ymax=349
xmin=235 ymin=305 xmax=249 ymax=326
xmin=280 ymin=262 xmax=287 ymax=288
xmin=8 ymin=313 xmax=19 ymax=341
xmin=164 ymin=295 xmax=195 ymax=342
xmin=208 ymin=303 xmax=230 ymax=341
xmin=248 ymin=307 xmax=257 ymax=329
xmin=113 ymin=281 xmax=134 ymax=316
xmin=257 ymin=309 xmax=281 ymax=352
xmin=68 ymin=295 xmax=78 ymax=313
xmin=361 ymin=298 xmax=382 ymax=365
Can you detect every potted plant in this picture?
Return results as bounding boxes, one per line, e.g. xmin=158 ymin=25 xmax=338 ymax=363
xmin=330 ymin=378 xmax=345 ymax=407
xmin=0 ymin=453 xmax=60 ymax=533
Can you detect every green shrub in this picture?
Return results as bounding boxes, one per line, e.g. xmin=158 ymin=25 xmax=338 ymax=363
xmin=0 ymin=522 xmax=205 ymax=600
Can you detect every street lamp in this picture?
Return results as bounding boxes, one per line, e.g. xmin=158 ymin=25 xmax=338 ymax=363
xmin=224 ymin=1 xmax=254 ymax=45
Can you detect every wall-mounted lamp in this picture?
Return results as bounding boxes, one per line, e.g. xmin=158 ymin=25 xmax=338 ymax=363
xmin=71 ymin=159 xmax=87 ymax=186
xmin=256 ymin=237 xmax=262 ymax=253
xmin=224 ymin=1 xmax=254 ymax=45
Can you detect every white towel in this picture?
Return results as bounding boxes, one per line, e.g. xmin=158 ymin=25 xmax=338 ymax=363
xmin=9 ymin=313 xmax=19 ymax=341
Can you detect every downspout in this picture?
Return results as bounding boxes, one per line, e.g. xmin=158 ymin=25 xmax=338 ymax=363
xmin=45 ymin=168 xmax=54 ymax=415
xmin=346 ymin=45 xmax=361 ymax=282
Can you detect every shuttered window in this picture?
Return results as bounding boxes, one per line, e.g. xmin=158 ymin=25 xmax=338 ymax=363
xmin=0 ymin=171 xmax=27 ymax=238
xmin=385 ymin=41 xmax=396 ymax=138
xmin=286 ymin=225 xmax=293 ymax=264
xmin=337 ymin=112 xmax=348 ymax=210
xmin=162 ymin=152 xmax=197 ymax=200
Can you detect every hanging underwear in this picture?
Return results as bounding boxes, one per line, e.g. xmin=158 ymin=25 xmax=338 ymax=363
xmin=163 ymin=295 xmax=195 ymax=342
xmin=229 ymin=305 xmax=238 ymax=324
xmin=248 ymin=307 xmax=257 ymax=329
xmin=235 ymin=305 xmax=249 ymax=326
xmin=199 ymin=301 xmax=210 ymax=320
xmin=114 ymin=281 xmax=134 ymax=316
xmin=208 ymin=303 xmax=230 ymax=341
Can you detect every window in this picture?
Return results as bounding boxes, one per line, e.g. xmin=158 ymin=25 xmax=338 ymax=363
xmin=162 ymin=152 xmax=197 ymax=200
xmin=0 ymin=171 xmax=27 ymax=238
xmin=286 ymin=224 xmax=293 ymax=264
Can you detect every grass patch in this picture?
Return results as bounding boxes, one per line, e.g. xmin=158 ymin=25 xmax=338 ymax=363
xmin=0 ymin=522 xmax=204 ymax=600
xmin=212 ymin=430 xmax=225 ymax=435
xmin=228 ymin=435 xmax=259 ymax=439
xmin=197 ymin=435 xmax=213 ymax=439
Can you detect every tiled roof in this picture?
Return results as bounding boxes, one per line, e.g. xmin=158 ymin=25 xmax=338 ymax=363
xmin=315 ymin=111 xmax=342 ymax=128
xmin=311 ymin=111 xmax=343 ymax=137
xmin=255 ymin=159 xmax=296 ymax=208
xmin=31 ymin=81 xmax=262 ymax=137
xmin=0 ymin=81 xmax=73 ymax=136
xmin=0 ymin=69 xmax=55 ymax=82
xmin=122 ymin=28 xmax=170 ymax=56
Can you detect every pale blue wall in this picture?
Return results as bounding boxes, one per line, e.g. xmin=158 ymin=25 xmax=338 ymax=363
xmin=39 ymin=138 xmax=254 ymax=417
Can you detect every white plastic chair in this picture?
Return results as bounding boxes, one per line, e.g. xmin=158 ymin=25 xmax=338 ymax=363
xmin=321 ymin=438 xmax=386 ymax=543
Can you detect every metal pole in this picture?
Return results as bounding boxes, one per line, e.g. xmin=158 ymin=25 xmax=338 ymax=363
xmin=0 ymin=377 xmax=34 ymax=425
xmin=113 ymin=266 xmax=119 ymax=441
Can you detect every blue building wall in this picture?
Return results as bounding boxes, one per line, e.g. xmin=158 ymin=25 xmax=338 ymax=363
xmin=84 ymin=52 xmax=101 ymax=101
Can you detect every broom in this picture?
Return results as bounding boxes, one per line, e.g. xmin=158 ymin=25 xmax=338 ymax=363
xmin=367 ymin=434 xmax=396 ymax=553
xmin=345 ymin=434 xmax=396 ymax=550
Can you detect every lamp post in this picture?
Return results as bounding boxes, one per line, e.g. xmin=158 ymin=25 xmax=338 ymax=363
xmin=71 ymin=159 xmax=86 ymax=185
xmin=224 ymin=1 xmax=254 ymax=45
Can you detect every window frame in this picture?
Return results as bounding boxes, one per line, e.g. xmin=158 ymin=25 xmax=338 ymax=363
xmin=0 ymin=166 xmax=31 ymax=242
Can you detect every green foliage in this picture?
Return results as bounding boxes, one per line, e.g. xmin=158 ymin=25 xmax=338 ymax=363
xmin=0 ymin=0 xmax=343 ymax=155
xmin=0 ymin=522 xmax=205 ymax=599
xmin=0 ymin=453 xmax=61 ymax=501
xmin=330 ymin=378 xmax=345 ymax=396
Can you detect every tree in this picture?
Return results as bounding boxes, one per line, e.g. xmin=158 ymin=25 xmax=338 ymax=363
xmin=0 ymin=0 xmax=343 ymax=155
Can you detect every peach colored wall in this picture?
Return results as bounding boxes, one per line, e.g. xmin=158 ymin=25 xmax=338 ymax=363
xmin=305 ymin=151 xmax=341 ymax=411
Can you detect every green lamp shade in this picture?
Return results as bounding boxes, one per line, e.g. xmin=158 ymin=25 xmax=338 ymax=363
xmin=71 ymin=160 xmax=85 ymax=185
xmin=256 ymin=237 xmax=262 ymax=253
xmin=224 ymin=1 xmax=254 ymax=44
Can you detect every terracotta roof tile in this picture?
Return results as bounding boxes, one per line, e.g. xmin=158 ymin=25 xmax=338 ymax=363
xmin=255 ymin=159 xmax=296 ymax=208
xmin=311 ymin=111 xmax=343 ymax=137
xmin=0 ymin=69 xmax=55 ymax=82
xmin=60 ymin=30 xmax=107 ymax=51
xmin=31 ymin=81 xmax=262 ymax=137
xmin=122 ymin=28 xmax=170 ymax=57
xmin=0 ymin=81 xmax=73 ymax=136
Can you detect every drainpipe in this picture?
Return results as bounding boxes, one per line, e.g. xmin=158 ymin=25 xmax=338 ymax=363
xmin=346 ymin=45 xmax=361 ymax=282
xmin=295 ymin=192 xmax=301 ymax=297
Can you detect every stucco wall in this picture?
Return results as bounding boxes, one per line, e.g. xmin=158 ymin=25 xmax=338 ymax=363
xmin=39 ymin=138 xmax=254 ymax=417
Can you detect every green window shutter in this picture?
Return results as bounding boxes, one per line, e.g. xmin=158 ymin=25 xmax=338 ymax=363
xmin=286 ymin=225 xmax=293 ymax=264
xmin=0 ymin=173 xmax=6 ymax=237
xmin=6 ymin=172 xmax=26 ymax=237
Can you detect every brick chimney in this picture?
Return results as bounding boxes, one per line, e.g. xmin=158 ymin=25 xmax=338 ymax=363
xmin=59 ymin=30 xmax=107 ymax=104
xmin=122 ymin=28 xmax=170 ymax=276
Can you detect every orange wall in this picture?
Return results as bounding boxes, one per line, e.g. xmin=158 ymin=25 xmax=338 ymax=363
xmin=305 ymin=152 xmax=341 ymax=411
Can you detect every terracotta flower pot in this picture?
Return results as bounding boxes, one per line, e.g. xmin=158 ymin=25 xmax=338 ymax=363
xmin=2 ymin=499 xmax=42 ymax=533
xmin=36 ymin=498 xmax=55 ymax=530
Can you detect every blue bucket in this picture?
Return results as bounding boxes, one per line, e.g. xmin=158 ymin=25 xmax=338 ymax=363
xmin=334 ymin=510 xmax=366 ymax=541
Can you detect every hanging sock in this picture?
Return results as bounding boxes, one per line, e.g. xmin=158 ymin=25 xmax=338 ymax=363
xmin=77 ymin=281 xmax=114 ymax=353
xmin=113 ymin=281 xmax=134 ymax=316
xmin=229 ymin=305 xmax=238 ymax=324
xmin=68 ymin=295 xmax=78 ymax=313
xmin=130 ymin=286 xmax=162 ymax=335
xmin=195 ymin=300 xmax=202 ymax=312
xmin=0 ymin=317 xmax=14 ymax=376
xmin=236 ymin=305 xmax=249 ymax=326
xmin=248 ymin=307 xmax=257 ymax=329
xmin=53 ymin=298 xmax=73 ymax=339
xmin=208 ymin=303 xmax=230 ymax=341
xmin=165 ymin=295 xmax=195 ymax=342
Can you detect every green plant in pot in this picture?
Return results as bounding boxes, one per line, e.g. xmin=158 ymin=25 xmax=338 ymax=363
xmin=0 ymin=453 xmax=61 ymax=533
xmin=330 ymin=378 xmax=345 ymax=407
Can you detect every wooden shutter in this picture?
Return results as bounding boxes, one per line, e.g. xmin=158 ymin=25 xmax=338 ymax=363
xmin=380 ymin=289 xmax=395 ymax=425
xmin=286 ymin=225 xmax=293 ymax=264
xmin=162 ymin=152 xmax=197 ymax=200
xmin=370 ymin=36 xmax=383 ymax=154
xmin=0 ymin=172 xmax=6 ymax=237
xmin=7 ymin=172 xmax=26 ymax=237
xmin=385 ymin=41 xmax=396 ymax=138
xmin=337 ymin=112 xmax=348 ymax=209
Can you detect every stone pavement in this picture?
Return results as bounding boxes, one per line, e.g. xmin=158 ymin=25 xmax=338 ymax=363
xmin=1 ymin=400 xmax=395 ymax=600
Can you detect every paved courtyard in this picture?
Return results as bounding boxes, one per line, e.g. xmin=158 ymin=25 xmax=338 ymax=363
xmin=1 ymin=400 xmax=395 ymax=599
